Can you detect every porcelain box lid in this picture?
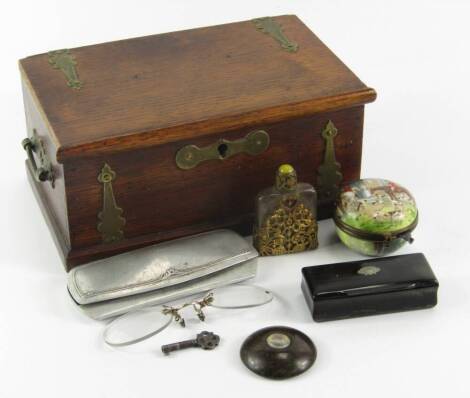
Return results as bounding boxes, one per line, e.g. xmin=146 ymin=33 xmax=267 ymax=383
xmin=335 ymin=178 xmax=418 ymax=239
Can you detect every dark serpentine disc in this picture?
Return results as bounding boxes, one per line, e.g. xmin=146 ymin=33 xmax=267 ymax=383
xmin=240 ymin=326 xmax=317 ymax=380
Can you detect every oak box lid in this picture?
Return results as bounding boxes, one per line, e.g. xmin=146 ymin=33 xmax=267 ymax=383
xmin=19 ymin=15 xmax=376 ymax=162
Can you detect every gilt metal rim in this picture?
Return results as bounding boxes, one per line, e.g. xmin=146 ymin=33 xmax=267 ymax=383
xmin=334 ymin=212 xmax=418 ymax=242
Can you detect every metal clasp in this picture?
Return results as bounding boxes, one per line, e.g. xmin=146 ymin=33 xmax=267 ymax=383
xmin=252 ymin=17 xmax=298 ymax=53
xmin=22 ymin=130 xmax=55 ymax=187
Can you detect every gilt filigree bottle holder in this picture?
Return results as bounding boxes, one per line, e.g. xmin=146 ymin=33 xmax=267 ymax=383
xmin=254 ymin=196 xmax=318 ymax=256
xmin=253 ymin=164 xmax=319 ymax=256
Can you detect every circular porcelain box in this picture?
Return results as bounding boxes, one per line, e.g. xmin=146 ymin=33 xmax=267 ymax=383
xmin=334 ymin=178 xmax=418 ymax=256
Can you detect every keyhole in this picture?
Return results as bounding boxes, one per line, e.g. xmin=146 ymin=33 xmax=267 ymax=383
xmin=218 ymin=143 xmax=228 ymax=159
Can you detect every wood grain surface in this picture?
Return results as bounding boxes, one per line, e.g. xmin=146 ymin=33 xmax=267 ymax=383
xmin=19 ymin=15 xmax=375 ymax=161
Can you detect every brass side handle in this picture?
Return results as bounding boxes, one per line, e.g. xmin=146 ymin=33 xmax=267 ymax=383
xmin=175 ymin=130 xmax=270 ymax=170
xmin=22 ymin=130 xmax=55 ymax=187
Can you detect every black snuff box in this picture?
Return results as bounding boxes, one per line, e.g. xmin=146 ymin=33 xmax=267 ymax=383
xmin=301 ymin=253 xmax=439 ymax=322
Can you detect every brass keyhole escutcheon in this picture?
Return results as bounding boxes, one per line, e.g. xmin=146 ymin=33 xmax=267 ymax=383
xmin=175 ymin=130 xmax=270 ymax=170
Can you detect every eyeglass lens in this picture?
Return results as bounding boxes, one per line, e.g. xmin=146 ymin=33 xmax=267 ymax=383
xmin=103 ymin=284 xmax=273 ymax=347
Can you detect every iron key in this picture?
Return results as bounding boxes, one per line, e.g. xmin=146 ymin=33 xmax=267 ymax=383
xmin=161 ymin=331 xmax=220 ymax=355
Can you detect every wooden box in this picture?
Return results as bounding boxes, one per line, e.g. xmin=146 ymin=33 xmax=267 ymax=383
xmin=19 ymin=15 xmax=376 ymax=270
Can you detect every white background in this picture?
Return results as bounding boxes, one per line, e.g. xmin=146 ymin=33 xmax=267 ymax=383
xmin=1 ymin=1 xmax=469 ymax=397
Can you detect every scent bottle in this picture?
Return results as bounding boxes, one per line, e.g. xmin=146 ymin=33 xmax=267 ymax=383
xmin=253 ymin=164 xmax=318 ymax=256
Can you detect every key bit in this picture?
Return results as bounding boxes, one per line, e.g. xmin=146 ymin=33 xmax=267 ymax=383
xmin=161 ymin=331 xmax=220 ymax=355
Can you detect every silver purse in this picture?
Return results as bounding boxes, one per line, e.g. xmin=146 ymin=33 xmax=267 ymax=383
xmin=67 ymin=230 xmax=258 ymax=320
